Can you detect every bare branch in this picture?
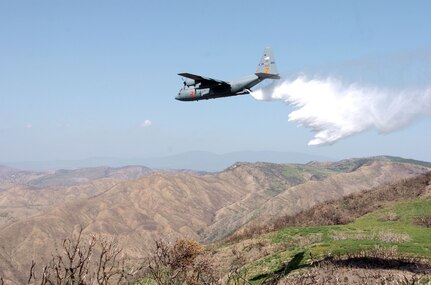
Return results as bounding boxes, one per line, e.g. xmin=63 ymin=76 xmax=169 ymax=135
xmin=27 ymin=260 xmax=36 ymax=284
xmin=27 ymin=228 xmax=131 ymax=285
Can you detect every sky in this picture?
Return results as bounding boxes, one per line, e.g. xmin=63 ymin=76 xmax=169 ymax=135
xmin=1 ymin=0 xmax=431 ymax=164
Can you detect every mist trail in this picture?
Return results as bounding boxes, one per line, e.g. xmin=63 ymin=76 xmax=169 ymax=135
xmin=251 ymin=76 xmax=431 ymax=145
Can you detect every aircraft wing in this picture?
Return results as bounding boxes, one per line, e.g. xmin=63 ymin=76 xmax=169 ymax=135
xmin=178 ymin=73 xmax=230 ymax=87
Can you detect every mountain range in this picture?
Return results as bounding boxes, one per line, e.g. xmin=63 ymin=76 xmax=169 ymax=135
xmin=1 ymin=150 xmax=331 ymax=172
xmin=0 ymin=156 xmax=430 ymax=284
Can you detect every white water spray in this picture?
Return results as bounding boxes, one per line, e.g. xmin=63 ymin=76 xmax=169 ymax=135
xmin=252 ymin=76 xmax=431 ymax=145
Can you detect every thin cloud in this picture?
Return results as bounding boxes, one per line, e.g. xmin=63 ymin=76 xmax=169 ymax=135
xmin=24 ymin=124 xmax=33 ymax=129
xmin=140 ymin=120 xmax=152 ymax=128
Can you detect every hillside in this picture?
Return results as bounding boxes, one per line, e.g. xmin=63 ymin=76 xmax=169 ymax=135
xmin=227 ymin=171 xmax=431 ymax=241
xmin=210 ymin=196 xmax=431 ymax=284
xmin=202 ymin=156 xmax=431 ymax=241
xmin=0 ymin=166 xmax=45 ymax=190
xmin=209 ymin=172 xmax=431 ymax=284
xmin=0 ymin=165 xmax=153 ymax=229
xmin=0 ymin=156 xmax=429 ymax=284
xmin=0 ymin=165 xmax=153 ymax=189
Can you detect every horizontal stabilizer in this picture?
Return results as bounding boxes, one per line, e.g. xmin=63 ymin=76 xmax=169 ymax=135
xmin=255 ymin=73 xmax=281 ymax=79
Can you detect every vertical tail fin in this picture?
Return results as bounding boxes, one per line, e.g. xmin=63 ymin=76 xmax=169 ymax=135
xmin=255 ymin=47 xmax=280 ymax=79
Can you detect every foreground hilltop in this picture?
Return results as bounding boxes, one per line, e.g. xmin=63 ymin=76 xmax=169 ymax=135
xmin=210 ymin=171 xmax=431 ymax=284
xmin=0 ymin=156 xmax=430 ymax=283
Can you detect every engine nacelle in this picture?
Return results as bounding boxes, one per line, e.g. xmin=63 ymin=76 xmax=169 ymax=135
xmin=184 ymin=79 xmax=195 ymax=86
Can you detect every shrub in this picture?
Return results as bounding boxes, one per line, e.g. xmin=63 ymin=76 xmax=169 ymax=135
xmin=377 ymin=212 xmax=400 ymax=222
xmin=413 ymin=216 xmax=431 ymax=228
xmin=145 ymin=239 xmax=217 ymax=285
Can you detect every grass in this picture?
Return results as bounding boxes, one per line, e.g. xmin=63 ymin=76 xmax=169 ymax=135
xmin=283 ymin=164 xmax=340 ymax=183
xmin=239 ymin=197 xmax=431 ymax=282
xmin=265 ymin=186 xmax=285 ymax=195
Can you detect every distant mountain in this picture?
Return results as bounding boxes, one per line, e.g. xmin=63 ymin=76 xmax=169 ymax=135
xmin=0 ymin=156 xmax=429 ymax=283
xmin=0 ymin=165 xmax=153 ymax=189
xmin=26 ymin=165 xmax=153 ymax=187
xmin=0 ymin=165 xmax=45 ymax=190
xmin=2 ymin=151 xmax=332 ymax=172
xmin=0 ymin=165 xmax=17 ymax=176
xmin=142 ymin=151 xmax=332 ymax=171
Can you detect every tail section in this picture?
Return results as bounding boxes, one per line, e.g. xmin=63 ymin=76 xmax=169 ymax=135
xmin=255 ymin=47 xmax=280 ymax=79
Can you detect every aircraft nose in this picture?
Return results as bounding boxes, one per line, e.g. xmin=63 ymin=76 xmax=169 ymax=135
xmin=176 ymin=89 xmax=187 ymax=101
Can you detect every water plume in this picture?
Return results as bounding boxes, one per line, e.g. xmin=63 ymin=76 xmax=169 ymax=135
xmin=251 ymin=76 xmax=431 ymax=145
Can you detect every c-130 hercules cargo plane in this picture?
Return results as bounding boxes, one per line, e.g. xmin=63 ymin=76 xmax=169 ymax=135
xmin=176 ymin=47 xmax=280 ymax=101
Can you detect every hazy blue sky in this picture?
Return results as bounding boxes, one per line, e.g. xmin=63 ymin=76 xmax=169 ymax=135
xmin=1 ymin=0 xmax=431 ymax=163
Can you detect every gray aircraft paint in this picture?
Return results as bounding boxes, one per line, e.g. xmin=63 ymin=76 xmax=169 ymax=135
xmin=176 ymin=47 xmax=280 ymax=101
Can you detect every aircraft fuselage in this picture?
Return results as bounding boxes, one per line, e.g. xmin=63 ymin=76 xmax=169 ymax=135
xmin=176 ymin=74 xmax=262 ymax=101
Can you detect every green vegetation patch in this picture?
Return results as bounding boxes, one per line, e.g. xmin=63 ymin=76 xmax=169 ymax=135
xmin=283 ymin=164 xmax=339 ymax=184
xmin=242 ymin=197 xmax=431 ymax=281
xmin=265 ymin=186 xmax=284 ymax=195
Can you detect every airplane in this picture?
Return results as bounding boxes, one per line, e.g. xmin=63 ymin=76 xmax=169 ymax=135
xmin=176 ymin=47 xmax=280 ymax=101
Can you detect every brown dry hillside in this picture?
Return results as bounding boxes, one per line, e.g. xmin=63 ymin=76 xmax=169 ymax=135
xmin=201 ymin=158 xmax=431 ymax=241
xmin=0 ymin=166 xmax=45 ymax=190
xmin=0 ymin=165 xmax=152 ymax=189
xmin=0 ymin=179 xmax=120 ymax=229
xmin=0 ymin=166 xmax=153 ymax=229
xmin=0 ymin=156 xmax=429 ymax=284
xmin=227 ymin=171 xmax=431 ymax=242
xmin=0 ymin=169 xmax=269 ymax=284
